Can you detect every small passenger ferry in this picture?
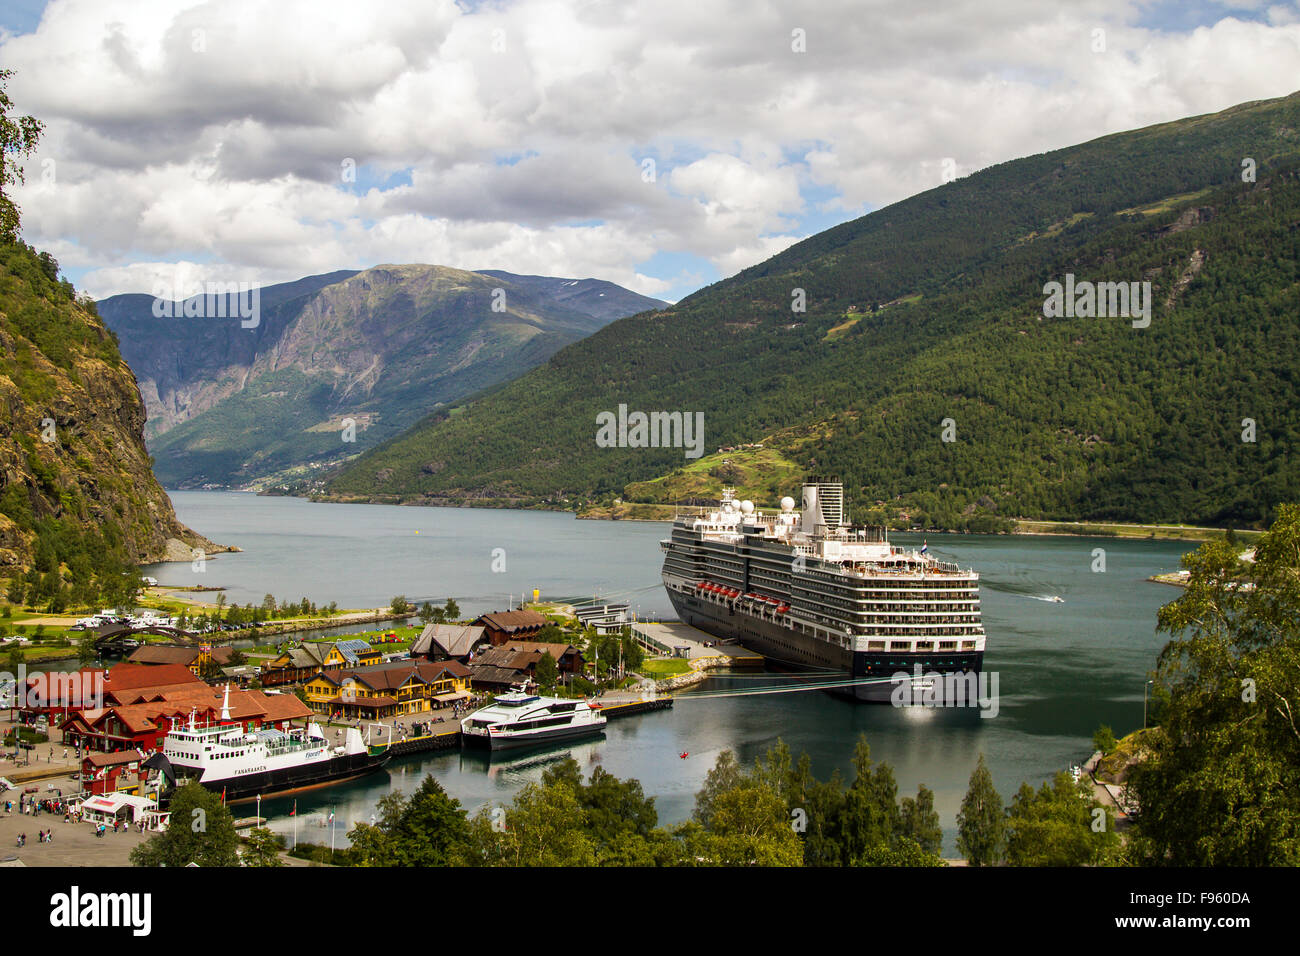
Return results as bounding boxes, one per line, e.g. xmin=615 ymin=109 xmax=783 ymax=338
xmin=461 ymin=685 xmax=606 ymax=751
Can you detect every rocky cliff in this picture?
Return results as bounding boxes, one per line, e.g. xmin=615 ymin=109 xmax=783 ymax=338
xmin=0 ymin=241 xmax=216 ymax=576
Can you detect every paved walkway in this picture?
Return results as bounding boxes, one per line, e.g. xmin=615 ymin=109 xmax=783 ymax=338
xmin=1084 ymin=751 xmax=1135 ymax=829
xmin=0 ymin=800 xmax=148 ymax=866
xmin=634 ymin=621 xmax=764 ymax=664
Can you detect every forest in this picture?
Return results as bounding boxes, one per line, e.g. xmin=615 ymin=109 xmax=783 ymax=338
xmin=326 ymin=91 xmax=1300 ymax=530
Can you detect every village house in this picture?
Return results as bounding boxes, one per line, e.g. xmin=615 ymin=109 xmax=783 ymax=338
xmin=302 ymin=659 xmax=472 ymax=719
xmin=259 ymin=638 xmax=381 ymax=687
xmin=18 ymin=662 xmax=205 ymax=725
xmin=59 ymin=685 xmax=312 ymax=755
xmin=81 ymin=749 xmax=147 ymax=796
xmin=474 ymin=609 xmax=549 ymax=646
xmin=127 ymin=643 xmax=236 ymax=677
xmin=465 ymin=641 xmax=585 ymax=691
xmin=410 ymin=623 xmax=489 ymax=662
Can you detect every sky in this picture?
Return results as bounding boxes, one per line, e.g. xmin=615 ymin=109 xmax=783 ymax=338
xmin=2 ymin=0 xmax=1299 ymax=303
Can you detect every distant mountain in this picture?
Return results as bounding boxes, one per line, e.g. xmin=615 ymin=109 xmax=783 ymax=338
xmin=324 ymin=91 xmax=1300 ymax=529
xmin=99 ymin=265 xmax=666 ymax=488
xmin=474 ymin=271 xmax=670 ymax=323
xmin=0 ymin=241 xmax=214 ymax=584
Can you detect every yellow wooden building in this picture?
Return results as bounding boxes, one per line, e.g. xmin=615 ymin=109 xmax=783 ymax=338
xmin=303 ymin=659 xmax=472 ymax=718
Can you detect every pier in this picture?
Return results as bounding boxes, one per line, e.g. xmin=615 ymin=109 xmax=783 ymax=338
xmin=377 ymin=695 xmax=673 ymax=758
xmin=632 ymin=621 xmax=765 ymax=666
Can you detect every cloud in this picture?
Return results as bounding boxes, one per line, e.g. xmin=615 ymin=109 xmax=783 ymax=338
xmin=4 ymin=0 xmax=1300 ymax=301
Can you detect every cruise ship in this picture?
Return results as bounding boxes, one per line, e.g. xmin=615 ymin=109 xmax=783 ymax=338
xmin=461 ymin=686 xmax=607 ymax=751
xmin=660 ymin=478 xmax=986 ymax=703
xmin=147 ymin=688 xmax=391 ymax=802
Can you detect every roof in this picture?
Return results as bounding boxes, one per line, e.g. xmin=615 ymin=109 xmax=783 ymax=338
xmin=23 ymin=663 xmax=204 ymax=707
xmin=318 ymin=659 xmax=471 ymax=693
xmin=258 ymin=692 xmax=314 ymax=722
xmin=81 ymin=793 xmax=155 ymax=813
xmin=466 ymin=665 xmax=528 ymax=686
xmin=500 ymin=641 xmax=580 ymax=658
xmin=128 ymin=645 xmax=200 ymax=666
xmin=347 ymin=696 xmax=398 ymax=709
xmin=413 ymin=624 xmax=487 ymax=658
xmin=475 ymin=610 xmax=548 ymax=632
xmin=334 ymin=639 xmax=375 ymax=665
xmin=84 ymin=749 xmax=144 ymax=768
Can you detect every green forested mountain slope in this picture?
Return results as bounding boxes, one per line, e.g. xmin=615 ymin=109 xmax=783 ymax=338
xmin=0 ymin=241 xmax=214 ymax=595
xmin=325 ymin=92 xmax=1300 ymax=528
xmin=101 ymin=264 xmax=665 ymax=489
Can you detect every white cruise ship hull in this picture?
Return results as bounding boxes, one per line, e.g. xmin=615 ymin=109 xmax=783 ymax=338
xmin=466 ymin=719 xmax=607 ymax=752
xmin=667 ymin=589 xmax=983 ymax=703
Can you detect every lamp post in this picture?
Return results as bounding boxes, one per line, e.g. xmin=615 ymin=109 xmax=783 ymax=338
xmin=1143 ymin=679 xmax=1154 ymax=729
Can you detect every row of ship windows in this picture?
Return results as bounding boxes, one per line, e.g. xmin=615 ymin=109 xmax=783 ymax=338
xmin=803 ymin=613 xmax=982 ymax=636
xmin=866 ymin=640 xmax=979 ymax=652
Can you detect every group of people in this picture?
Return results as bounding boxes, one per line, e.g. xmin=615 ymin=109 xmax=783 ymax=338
xmin=14 ymin=829 xmax=55 ymax=847
xmin=5 ymin=792 xmax=69 ymax=817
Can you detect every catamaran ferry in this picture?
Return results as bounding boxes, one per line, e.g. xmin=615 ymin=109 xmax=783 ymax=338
xmin=148 ymin=688 xmax=390 ymax=802
xmin=461 ymin=686 xmax=606 ymax=751
xmin=660 ymin=477 xmax=986 ymax=703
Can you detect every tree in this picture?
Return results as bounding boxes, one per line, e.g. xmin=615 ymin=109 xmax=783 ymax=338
xmin=443 ymin=598 xmax=460 ymax=621
xmin=130 ymin=782 xmax=239 ymax=867
xmin=241 ymin=827 xmax=285 ymax=867
xmin=827 ymin=735 xmax=902 ymax=865
xmin=390 ymin=595 xmax=411 ymax=615
xmin=956 ymin=753 xmax=1004 ymax=866
xmin=1128 ymin=505 xmax=1300 ymax=866
xmin=76 ymin=633 xmax=98 ymax=665
xmin=682 ymin=781 xmax=804 ymax=866
xmin=1004 ymin=773 xmax=1119 ymax=866
xmin=418 ymin=602 xmax=436 ymax=625
xmin=348 ymin=775 xmax=469 ymax=867
xmin=900 ymin=784 xmax=943 ymax=856
xmin=1092 ymin=725 xmax=1117 ymax=755
xmin=540 ymin=758 xmax=660 ymax=862
xmin=0 ymin=69 xmax=43 ymax=242
xmin=693 ymin=750 xmax=744 ymax=829
xmin=534 ymin=651 xmax=558 ymax=691
xmin=464 ymin=781 xmax=595 ymax=867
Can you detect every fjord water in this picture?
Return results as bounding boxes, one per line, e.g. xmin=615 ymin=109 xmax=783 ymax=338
xmin=153 ymin=492 xmax=1194 ymax=852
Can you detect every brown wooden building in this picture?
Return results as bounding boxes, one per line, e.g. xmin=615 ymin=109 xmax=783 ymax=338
xmin=474 ymin=610 xmax=549 ymax=646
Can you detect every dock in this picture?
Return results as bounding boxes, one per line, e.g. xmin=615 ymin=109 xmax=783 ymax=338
xmin=632 ymin=621 xmax=765 ymax=666
xmin=380 ymin=696 xmax=672 ymax=758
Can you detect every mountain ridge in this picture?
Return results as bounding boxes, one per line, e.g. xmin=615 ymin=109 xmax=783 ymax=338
xmin=100 ymin=264 xmax=667 ymax=488
xmin=322 ymin=90 xmax=1300 ymax=529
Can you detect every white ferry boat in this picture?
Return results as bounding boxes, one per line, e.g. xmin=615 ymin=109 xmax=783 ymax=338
xmin=148 ymin=688 xmax=390 ymax=802
xmin=461 ymin=686 xmax=606 ymax=751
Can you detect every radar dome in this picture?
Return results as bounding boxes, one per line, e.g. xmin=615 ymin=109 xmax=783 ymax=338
xmin=740 ymin=500 xmax=755 ymax=514
xmin=780 ymin=496 xmax=795 ymax=512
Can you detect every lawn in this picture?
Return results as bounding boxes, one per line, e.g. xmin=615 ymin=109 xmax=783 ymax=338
xmin=639 ymin=658 xmax=692 ymax=677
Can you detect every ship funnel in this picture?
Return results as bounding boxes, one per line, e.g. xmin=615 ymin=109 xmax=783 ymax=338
xmin=801 ymin=477 xmax=845 ymax=533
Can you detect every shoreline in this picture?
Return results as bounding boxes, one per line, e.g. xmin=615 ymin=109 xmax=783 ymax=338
xmin=239 ymin=490 xmax=1252 ymax=543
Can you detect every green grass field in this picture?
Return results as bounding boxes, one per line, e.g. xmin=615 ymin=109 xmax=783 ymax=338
xmin=639 ymin=658 xmax=692 ymax=677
